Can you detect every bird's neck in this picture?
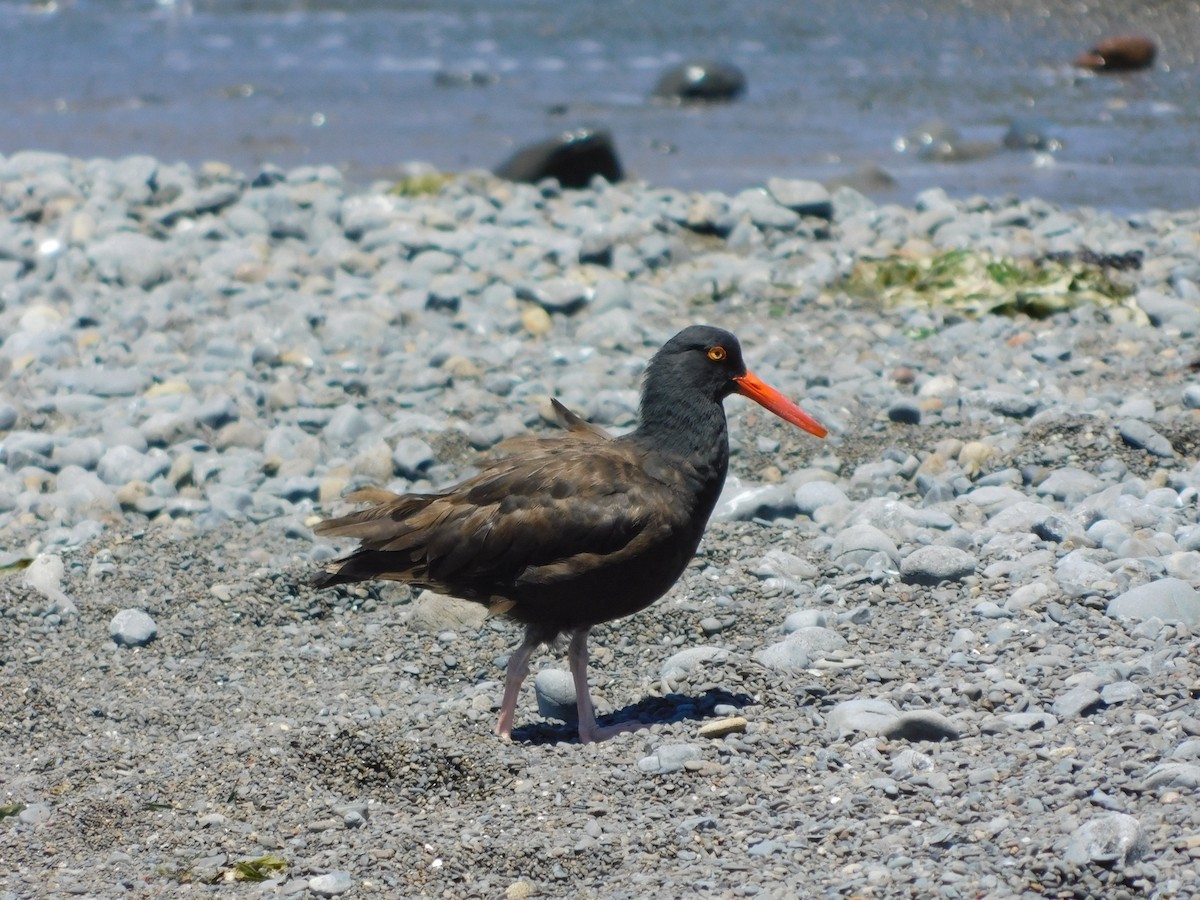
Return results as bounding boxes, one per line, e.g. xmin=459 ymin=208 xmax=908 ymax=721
xmin=633 ymin=388 xmax=730 ymax=475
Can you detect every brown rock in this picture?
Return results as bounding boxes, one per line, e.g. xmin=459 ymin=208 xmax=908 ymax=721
xmin=1075 ymin=35 xmax=1157 ymax=72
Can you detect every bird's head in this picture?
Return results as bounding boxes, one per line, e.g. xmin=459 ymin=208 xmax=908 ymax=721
xmin=647 ymin=325 xmax=827 ymax=438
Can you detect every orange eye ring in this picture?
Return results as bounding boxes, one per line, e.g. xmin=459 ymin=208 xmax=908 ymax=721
xmin=707 ymin=346 xmax=727 ymax=362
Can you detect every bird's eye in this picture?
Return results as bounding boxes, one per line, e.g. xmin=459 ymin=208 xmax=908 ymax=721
xmin=707 ymin=346 xmax=727 ymax=362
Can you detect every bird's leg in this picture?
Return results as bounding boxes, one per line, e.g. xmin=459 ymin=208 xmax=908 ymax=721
xmin=495 ymin=628 xmax=539 ymax=741
xmin=568 ymin=627 xmax=648 ymax=744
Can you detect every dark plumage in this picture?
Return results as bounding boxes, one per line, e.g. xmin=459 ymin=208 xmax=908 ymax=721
xmin=313 ymin=325 xmax=827 ymax=742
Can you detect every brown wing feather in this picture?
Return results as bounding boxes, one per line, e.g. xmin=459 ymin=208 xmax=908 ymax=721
xmin=313 ymin=436 xmax=681 ymax=601
xmin=314 ymin=398 xmax=604 ymax=547
xmin=550 ymin=398 xmax=612 ymax=441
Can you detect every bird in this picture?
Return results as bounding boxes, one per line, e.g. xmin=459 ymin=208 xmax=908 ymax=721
xmin=312 ymin=325 xmax=827 ymax=742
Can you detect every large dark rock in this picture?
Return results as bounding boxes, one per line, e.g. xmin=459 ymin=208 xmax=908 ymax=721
xmin=1075 ymin=34 xmax=1157 ymax=71
xmin=652 ymin=60 xmax=746 ymax=103
xmin=494 ymin=127 xmax=623 ymax=188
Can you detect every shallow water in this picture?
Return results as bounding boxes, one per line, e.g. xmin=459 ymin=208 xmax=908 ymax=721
xmin=3 ymin=0 xmax=1197 ymax=211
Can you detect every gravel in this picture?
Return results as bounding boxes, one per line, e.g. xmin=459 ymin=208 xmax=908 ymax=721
xmin=2 ymin=151 xmax=1200 ymax=897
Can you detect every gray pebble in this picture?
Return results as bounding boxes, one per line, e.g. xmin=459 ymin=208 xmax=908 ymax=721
xmin=1051 ymin=686 xmax=1102 ymax=719
xmin=1063 ymin=813 xmax=1145 ymax=868
xmin=405 ymin=591 xmax=487 ymax=632
xmin=828 ymin=698 xmax=901 ymax=738
xmin=1107 ymin=578 xmax=1200 ymax=626
xmin=1032 ymin=513 xmax=1086 ymax=544
xmin=1143 ymin=763 xmax=1200 ymax=790
xmin=110 ymin=608 xmax=158 ymax=647
xmin=516 ymin=276 xmax=591 ymax=315
xmin=987 ymin=712 xmax=1058 ymax=732
xmin=766 ymin=178 xmax=832 ymax=219
xmin=1118 ymin=419 xmax=1175 ymax=458
xmin=757 ymin=638 xmax=810 ymax=671
xmin=829 ymin=524 xmax=899 ymax=569
xmin=777 ymin=625 xmax=846 ymax=657
xmin=749 ymin=547 xmax=820 ymax=587
xmin=534 ymin=668 xmax=577 ymax=722
xmin=392 ymin=437 xmax=435 ymax=479
xmin=1057 ymin=550 xmax=1117 ymax=599
xmin=323 ymin=405 xmax=373 ymax=447
xmin=2 ymin=431 xmax=54 ymax=468
xmin=1173 ymin=740 xmax=1200 ymax=760
xmin=983 ymin=391 xmax=1038 ymax=418
xmin=1183 ymin=384 xmax=1200 ymax=410
xmin=1031 ymin=343 xmax=1071 ymax=363
xmin=965 ymin=485 xmax=1026 ymax=515
xmin=18 ymin=802 xmax=52 ymax=825
xmin=731 ymin=187 xmax=802 ymax=230
xmin=713 ymin=476 xmax=797 ymax=521
xmin=308 ymin=871 xmax=354 ymax=896
xmin=759 ymin=626 xmax=846 ymax=670
xmin=1138 ymin=289 xmax=1200 ymax=331
xmin=783 ymin=609 xmax=831 ymax=631
xmin=1100 ymin=681 xmax=1143 ymax=705
xmin=974 ymin=602 xmax=1012 ymax=624
xmin=87 ymin=232 xmax=171 ymax=289
xmin=341 ymin=806 xmax=368 ymax=828
xmin=638 ymin=743 xmax=704 ymax=775
xmin=197 ymin=396 xmax=239 ymax=429
xmin=900 ymin=545 xmax=977 ymax=584
xmin=1037 ymin=467 xmax=1102 ymax=503
xmin=793 ymin=480 xmax=849 ymax=517
xmin=660 ymin=646 xmax=729 ymax=680
xmin=96 ymin=445 xmax=170 ymax=485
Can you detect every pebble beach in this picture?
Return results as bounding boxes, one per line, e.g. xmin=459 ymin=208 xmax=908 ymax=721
xmin=2 ymin=150 xmax=1200 ymax=898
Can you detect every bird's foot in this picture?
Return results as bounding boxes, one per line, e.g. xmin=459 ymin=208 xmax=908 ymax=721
xmin=495 ymin=710 xmax=516 ymax=742
xmin=578 ymin=718 xmax=649 ymax=744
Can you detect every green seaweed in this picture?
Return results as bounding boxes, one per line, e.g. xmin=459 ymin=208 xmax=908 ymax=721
xmin=389 ymin=171 xmax=455 ymax=197
xmin=229 ymin=854 xmax=288 ymax=882
xmin=0 ymin=802 xmax=26 ymax=820
xmin=843 ymin=250 xmax=1142 ymax=323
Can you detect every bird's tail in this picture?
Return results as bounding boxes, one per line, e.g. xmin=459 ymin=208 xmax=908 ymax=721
xmin=311 ymin=565 xmax=351 ymax=589
xmin=312 ymin=549 xmax=424 ymax=589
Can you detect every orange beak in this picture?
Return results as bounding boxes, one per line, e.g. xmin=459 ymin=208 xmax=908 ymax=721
xmin=733 ymin=371 xmax=828 ymax=438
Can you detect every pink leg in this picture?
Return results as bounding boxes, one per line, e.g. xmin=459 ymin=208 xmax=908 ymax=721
xmin=495 ymin=630 xmax=539 ymax=740
xmin=568 ymin=628 xmax=648 ymax=744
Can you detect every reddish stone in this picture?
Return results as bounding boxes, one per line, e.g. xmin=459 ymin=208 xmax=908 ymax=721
xmin=1075 ymin=34 xmax=1157 ymax=72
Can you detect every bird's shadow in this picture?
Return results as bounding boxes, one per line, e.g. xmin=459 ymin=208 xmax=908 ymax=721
xmin=510 ymin=687 xmax=755 ymax=745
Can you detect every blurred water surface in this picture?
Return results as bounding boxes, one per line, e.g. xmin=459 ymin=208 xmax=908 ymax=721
xmin=1 ymin=0 xmax=1196 ymax=210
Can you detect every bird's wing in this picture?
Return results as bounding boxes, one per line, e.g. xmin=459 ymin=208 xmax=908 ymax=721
xmin=314 ymin=440 xmax=681 ymax=597
xmin=315 ymin=398 xmax=610 ymax=546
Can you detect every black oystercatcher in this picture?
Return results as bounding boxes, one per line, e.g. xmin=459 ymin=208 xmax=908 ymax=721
xmin=313 ymin=326 xmax=827 ymax=742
